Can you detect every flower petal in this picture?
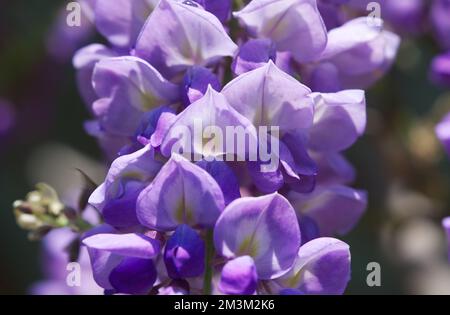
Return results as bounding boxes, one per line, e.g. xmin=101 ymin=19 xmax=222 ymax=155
xmin=82 ymin=233 xmax=161 ymax=259
xmin=109 ymin=257 xmax=157 ymax=294
xmin=290 ymin=185 xmax=367 ymax=236
xmin=196 ymin=160 xmax=241 ymax=205
xmin=277 ymin=237 xmax=351 ymax=295
xmin=194 ymin=0 xmax=232 ymax=23
xmin=92 ymin=56 xmax=179 ymax=136
xmin=89 ymin=145 xmax=163 ymax=227
xmin=160 ymin=86 xmax=258 ymax=160
xmin=315 ymin=17 xmax=400 ymax=89
xmin=164 ymin=224 xmax=205 ymax=279
xmin=137 ymin=154 xmax=225 ymax=231
xmin=309 ymin=90 xmax=366 ymax=152
xmin=219 ymin=256 xmax=258 ymax=295
xmin=232 ymin=39 xmax=277 ymax=75
xmin=234 ymin=0 xmax=327 ymax=62
xmin=436 ymin=112 xmax=450 ymax=156
xmin=135 ymin=0 xmax=237 ymax=78
xmin=223 ymin=61 xmax=314 ymax=133
xmin=443 ymin=217 xmax=450 ymax=260
xmin=94 ymin=0 xmax=158 ymax=49
xmin=182 ymin=66 xmax=221 ymax=107
xmin=214 ymin=193 xmax=301 ymax=279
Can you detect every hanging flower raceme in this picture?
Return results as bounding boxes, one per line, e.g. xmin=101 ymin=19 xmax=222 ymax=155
xmin=14 ymin=0 xmax=407 ymax=295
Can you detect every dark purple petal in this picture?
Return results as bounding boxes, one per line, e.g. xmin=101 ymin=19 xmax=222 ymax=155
xmin=279 ymin=288 xmax=304 ymax=295
xmin=435 ymin=112 xmax=450 ymax=156
xmin=164 ymin=224 xmax=205 ymax=279
xmin=247 ymin=159 xmax=284 ymax=193
xmin=232 ymin=39 xmax=277 ymax=75
xmin=134 ymin=106 xmax=177 ymax=148
xmin=443 ymin=217 xmax=450 ymax=260
xmin=196 ymin=160 xmax=241 ymax=205
xmin=299 ymin=216 xmax=320 ymax=245
xmin=89 ymin=145 xmax=163 ymax=227
xmin=430 ymin=52 xmax=450 ymax=87
xmin=109 ymin=257 xmax=157 ymax=294
xmin=214 ymin=193 xmax=301 ymax=279
xmin=101 ymin=181 xmax=142 ymax=227
xmin=194 ymin=0 xmax=232 ymax=23
xmin=182 ymin=66 xmax=221 ymax=107
xmin=384 ymin=0 xmax=425 ymax=34
xmin=86 ymin=248 xmax=123 ymax=290
xmin=0 ymin=100 xmax=16 ymax=136
xmin=219 ymin=256 xmax=258 ymax=295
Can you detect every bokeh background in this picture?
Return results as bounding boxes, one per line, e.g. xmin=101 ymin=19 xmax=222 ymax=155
xmin=1 ymin=0 xmax=449 ymax=294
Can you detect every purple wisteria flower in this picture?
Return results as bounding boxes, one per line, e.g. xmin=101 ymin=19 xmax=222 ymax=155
xmin=436 ymin=112 xmax=450 ymax=156
xmin=430 ymin=52 xmax=450 ymax=87
xmin=17 ymin=0 xmax=411 ymax=296
xmin=443 ymin=217 xmax=450 ymax=260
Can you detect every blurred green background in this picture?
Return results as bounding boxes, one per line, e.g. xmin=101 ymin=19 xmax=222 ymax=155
xmin=0 ymin=0 xmax=449 ymax=294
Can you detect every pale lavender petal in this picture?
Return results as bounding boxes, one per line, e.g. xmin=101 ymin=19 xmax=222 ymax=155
xmin=94 ymin=0 xmax=158 ymax=49
xmin=92 ymin=56 xmax=179 ymax=136
xmin=222 ymin=61 xmax=314 ymax=133
xmin=82 ymin=233 xmax=161 ymax=259
xmin=234 ymin=0 xmax=327 ymax=62
xmin=160 ymin=87 xmax=258 ymax=160
xmin=214 ymin=193 xmax=301 ymax=279
xmin=135 ymin=0 xmax=237 ymax=78
xmin=290 ymin=185 xmax=367 ymax=236
xmin=316 ymin=17 xmax=400 ymax=89
xmin=308 ymin=90 xmax=366 ymax=152
xmin=73 ymin=44 xmax=118 ymax=106
xmin=314 ymin=152 xmax=356 ymax=185
xmin=137 ymin=154 xmax=225 ymax=231
xmin=277 ymin=237 xmax=351 ymax=295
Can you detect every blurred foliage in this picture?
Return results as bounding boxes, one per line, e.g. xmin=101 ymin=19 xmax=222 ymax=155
xmin=0 ymin=0 xmax=100 ymax=294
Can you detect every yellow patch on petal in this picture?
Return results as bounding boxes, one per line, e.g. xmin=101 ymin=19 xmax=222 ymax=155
xmin=237 ymin=236 xmax=259 ymax=258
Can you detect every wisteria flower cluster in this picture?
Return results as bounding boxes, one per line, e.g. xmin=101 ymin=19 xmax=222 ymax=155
xmin=14 ymin=0 xmax=405 ymax=295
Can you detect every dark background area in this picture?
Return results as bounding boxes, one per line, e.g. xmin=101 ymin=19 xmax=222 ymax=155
xmin=0 ymin=0 xmax=449 ymax=294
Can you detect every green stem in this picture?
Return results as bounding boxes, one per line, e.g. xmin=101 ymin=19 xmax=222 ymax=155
xmin=203 ymin=229 xmax=214 ymax=295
